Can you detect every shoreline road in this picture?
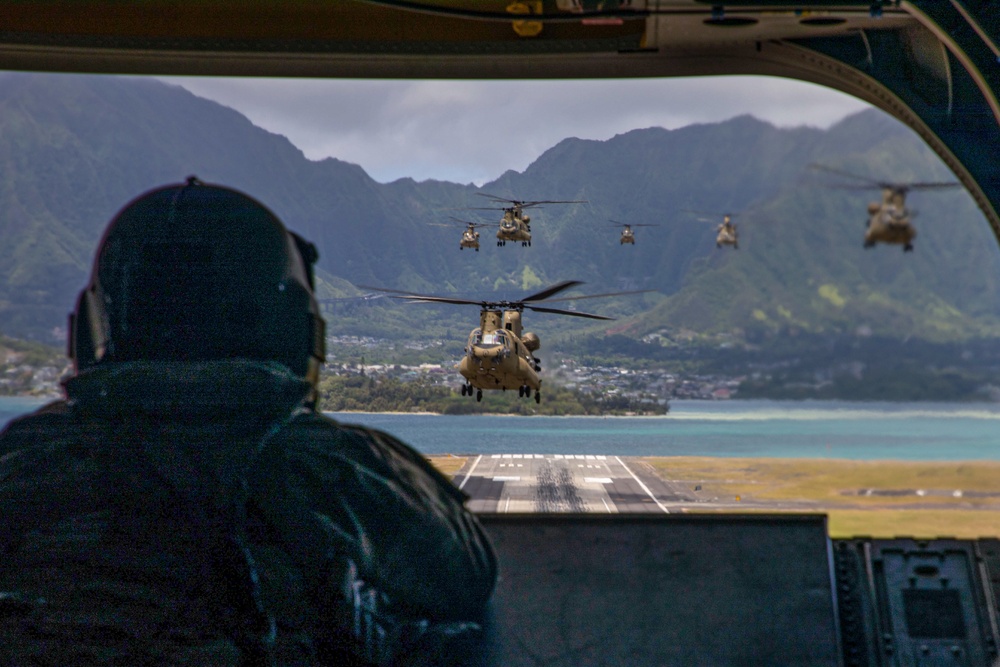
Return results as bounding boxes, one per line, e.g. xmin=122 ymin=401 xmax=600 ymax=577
xmin=453 ymin=454 xmax=696 ymax=514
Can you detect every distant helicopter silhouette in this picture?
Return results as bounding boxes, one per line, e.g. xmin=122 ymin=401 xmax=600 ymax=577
xmin=469 ymin=193 xmax=586 ymax=247
xmin=811 ymin=163 xmax=960 ymax=252
xmin=430 ymin=216 xmax=490 ymax=251
xmin=610 ymin=220 xmax=660 ymax=245
xmin=683 ymin=210 xmax=740 ymax=249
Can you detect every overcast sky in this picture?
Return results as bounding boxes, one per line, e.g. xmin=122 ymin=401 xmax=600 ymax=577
xmin=161 ymin=76 xmax=872 ymax=185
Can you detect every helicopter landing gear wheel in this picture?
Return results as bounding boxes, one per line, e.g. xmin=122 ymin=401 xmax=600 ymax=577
xmin=476 ymin=389 xmax=483 ymax=402
xmin=528 ymin=240 xmax=531 ymax=247
xmin=517 ymin=386 xmax=524 ymax=397
xmin=461 ymin=384 xmax=467 ymax=396
xmin=534 ymin=390 xmax=540 ymax=404
xmin=475 ymin=247 xmax=479 ymax=252
xmin=904 ymin=243 xmax=914 ymax=252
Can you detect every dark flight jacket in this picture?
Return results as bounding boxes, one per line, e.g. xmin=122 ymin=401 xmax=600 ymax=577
xmin=0 ymin=360 xmax=497 ymax=666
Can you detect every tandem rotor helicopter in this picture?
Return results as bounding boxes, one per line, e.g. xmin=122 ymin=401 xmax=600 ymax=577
xmin=361 ymin=281 xmax=645 ymax=403
xmin=610 ymin=220 xmax=659 ymax=245
xmin=683 ymin=210 xmax=740 ymax=249
xmin=470 ymin=193 xmax=586 ymax=247
xmin=430 ymin=217 xmax=490 ymax=251
xmin=810 ymin=163 xmax=961 ymax=252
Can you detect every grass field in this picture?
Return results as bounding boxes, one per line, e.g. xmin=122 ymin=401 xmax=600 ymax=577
xmin=429 ymin=455 xmax=1000 ymax=538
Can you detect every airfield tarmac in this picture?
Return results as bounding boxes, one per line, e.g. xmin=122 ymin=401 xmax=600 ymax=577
xmin=442 ymin=454 xmax=1000 ymax=536
xmin=454 ymin=454 xmax=696 ymax=514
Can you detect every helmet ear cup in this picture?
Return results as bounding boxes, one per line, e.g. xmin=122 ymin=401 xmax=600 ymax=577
xmin=68 ymin=287 xmax=104 ymax=372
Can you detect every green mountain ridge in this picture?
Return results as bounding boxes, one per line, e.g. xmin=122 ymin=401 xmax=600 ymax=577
xmin=0 ymin=72 xmax=997 ymax=348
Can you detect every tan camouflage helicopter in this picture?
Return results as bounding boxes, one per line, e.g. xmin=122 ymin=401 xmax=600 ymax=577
xmin=430 ymin=216 xmax=490 ymax=251
xmin=810 ymin=163 xmax=960 ymax=252
xmin=684 ymin=210 xmax=740 ymax=249
xmin=362 ymin=281 xmax=644 ymax=403
xmin=610 ymin=219 xmax=660 ymax=245
xmin=471 ymin=193 xmax=587 ymax=247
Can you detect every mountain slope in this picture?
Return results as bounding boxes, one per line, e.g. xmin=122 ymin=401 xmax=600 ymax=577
xmin=0 ymin=72 xmax=997 ymax=346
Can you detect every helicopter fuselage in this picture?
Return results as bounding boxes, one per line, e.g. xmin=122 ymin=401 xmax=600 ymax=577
xmin=497 ymin=208 xmax=532 ymax=246
xmin=864 ymin=191 xmax=916 ymax=251
xmin=459 ymin=333 xmax=540 ymax=392
xmin=716 ymin=220 xmax=738 ymax=249
xmin=620 ymin=227 xmax=635 ymax=244
xmin=459 ymin=309 xmax=541 ymax=394
xmin=460 ymin=228 xmax=481 ymax=251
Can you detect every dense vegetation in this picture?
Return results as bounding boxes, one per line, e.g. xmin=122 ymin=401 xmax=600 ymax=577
xmin=318 ymin=375 xmax=667 ymax=415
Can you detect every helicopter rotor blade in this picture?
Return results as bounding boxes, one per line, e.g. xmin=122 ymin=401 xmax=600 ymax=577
xmin=525 ymin=305 xmax=615 ymax=320
xmin=393 ymin=294 xmax=488 ymax=307
xmin=521 ymin=280 xmax=584 ymax=303
xmin=682 ymin=209 xmax=738 ymax=219
xmin=907 ymin=181 xmax=961 ymax=191
xmin=356 ymin=285 xmax=484 ymax=307
xmin=827 ymin=184 xmax=882 ymax=191
xmin=521 ymin=199 xmax=588 ymax=206
xmin=475 ymin=192 xmax=518 ymax=203
xmin=808 ymin=163 xmax=883 ymax=187
xmin=541 ymin=289 xmax=654 ymax=304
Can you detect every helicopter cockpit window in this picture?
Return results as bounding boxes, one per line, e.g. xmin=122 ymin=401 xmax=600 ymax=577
xmin=469 ymin=329 xmax=482 ymax=345
xmin=481 ymin=332 xmax=505 ymax=346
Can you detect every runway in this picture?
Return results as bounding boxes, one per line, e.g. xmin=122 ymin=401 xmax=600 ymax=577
xmin=453 ymin=454 xmax=695 ymax=513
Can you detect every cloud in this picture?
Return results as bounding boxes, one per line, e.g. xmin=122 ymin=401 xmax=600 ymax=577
xmin=160 ymin=76 xmax=871 ymax=185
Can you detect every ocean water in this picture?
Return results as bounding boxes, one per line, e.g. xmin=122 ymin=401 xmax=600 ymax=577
xmin=3 ymin=397 xmax=1000 ymax=460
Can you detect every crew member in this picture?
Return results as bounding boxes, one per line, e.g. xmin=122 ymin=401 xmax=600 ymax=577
xmin=0 ymin=177 xmax=497 ymax=666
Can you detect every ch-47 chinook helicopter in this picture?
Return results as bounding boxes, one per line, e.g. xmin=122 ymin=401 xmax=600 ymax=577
xmin=471 ymin=193 xmax=587 ymax=247
xmin=362 ymin=281 xmax=644 ymax=403
xmin=610 ymin=220 xmax=659 ymax=245
xmin=810 ymin=163 xmax=961 ymax=252
xmin=684 ymin=210 xmax=740 ymax=249
xmin=430 ymin=217 xmax=490 ymax=251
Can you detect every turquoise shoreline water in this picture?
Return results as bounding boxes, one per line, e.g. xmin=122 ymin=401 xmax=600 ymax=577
xmin=4 ymin=397 xmax=1000 ymax=460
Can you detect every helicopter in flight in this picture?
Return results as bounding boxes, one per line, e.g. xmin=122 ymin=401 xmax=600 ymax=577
xmin=430 ymin=217 xmax=490 ymax=251
xmin=684 ymin=210 xmax=740 ymax=249
xmin=610 ymin=220 xmax=660 ymax=245
xmin=471 ymin=193 xmax=587 ymax=247
xmin=362 ymin=281 xmax=644 ymax=403
xmin=810 ymin=163 xmax=961 ymax=252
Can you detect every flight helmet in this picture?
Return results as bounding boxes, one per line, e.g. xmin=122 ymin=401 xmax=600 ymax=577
xmin=69 ymin=177 xmax=326 ymax=386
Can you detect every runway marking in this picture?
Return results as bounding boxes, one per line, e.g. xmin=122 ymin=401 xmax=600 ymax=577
xmin=584 ymin=478 xmax=613 ymax=484
xmin=602 ymin=498 xmax=611 ymax=513
xmin=615 ymin=456 xmax=670 ymax=514
xmin=493 ymin=476 xmax=521 ymax=481
xmin=458 ymin=454 xmax=482 ymax=491
xmin=504 ymin=497 xmax=511 ymax=513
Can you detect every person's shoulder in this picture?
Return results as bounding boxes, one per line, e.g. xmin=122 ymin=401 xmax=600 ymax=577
xmin=286 ymin=411 xmax=412 ymax=448
xmin=280 ymin=411 xmax=456 ymax=490
xmin=0 ymin=400 xmax=75 ymax=452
